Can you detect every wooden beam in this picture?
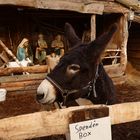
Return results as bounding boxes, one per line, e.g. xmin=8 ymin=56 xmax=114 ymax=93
xmin=115 ymin=0 xmax=140 ymax=11
xmin=37 ymin=1 xmax=129 ymax=14
xmin=0 ymin=65 xmax=48 ymax=76
xmin=0 ymin=0 xmax=131 ymax=14
xmin=2 ymin=84 xmax=39 ymax=92
xmin=8 ymin=89 xmax=36 ymax=95
xmin=0 ymin=80 xmax=41 ymax=92
xmin=58 ymin=0 xmax=115 ymax=2
xmin=0 ymin=0 xmax=104 ymax=14
xmin=0 ymin=80 xmax=41 ymax=88
xmin=0 ymin=0 xmax=36 ymax=7
xmin=0 ymin=102 xmax=139 ymax=139
xmin=36 ymin=0 xmax=104 ymax=14
xmin=91 ymin=15 xmax=96 ymax=41
xmin=83 ymin=2 xmax=104 ymax=14
xmin=0 ymin=73 xmax=46 ymax=83
xmin=120 ymin=14 xmax=128 ymax=72
xmin=103 ymin=1 xmax=129 ymax=13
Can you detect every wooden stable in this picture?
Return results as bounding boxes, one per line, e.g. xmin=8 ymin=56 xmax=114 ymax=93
xmin=0 ymin=1 xmax=139 ymax=98
xmin=0 ymin=0 xmax=139 ymax=139
xmin=0 ymin=0 xmax=139 ymax=85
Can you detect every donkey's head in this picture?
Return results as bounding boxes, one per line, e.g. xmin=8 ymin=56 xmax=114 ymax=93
xmin=36 ymin=23 xmax=117 ymax=105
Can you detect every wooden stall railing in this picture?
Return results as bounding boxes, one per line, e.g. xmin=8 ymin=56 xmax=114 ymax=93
xmin=0 ymin=65 xmax=48 ymax=76
xmin=0 ymin=102 xmax=139 ymax=140
xmin=0 ymin=73 xmax=46 ymax=93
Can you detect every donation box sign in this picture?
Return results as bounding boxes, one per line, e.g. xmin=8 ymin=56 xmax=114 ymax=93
xmin=69 ymin=116 xmax=112 ymax=140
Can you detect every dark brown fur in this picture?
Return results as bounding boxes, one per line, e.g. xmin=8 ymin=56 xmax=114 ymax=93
xmin=47 ymin=23 xmax=117 ymax=106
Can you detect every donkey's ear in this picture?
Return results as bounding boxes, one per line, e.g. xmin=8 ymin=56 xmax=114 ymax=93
xmin=87 ymin=23 xmax=117 ymax=62
xmin=65 ymin=23 xmax=81 ymax=48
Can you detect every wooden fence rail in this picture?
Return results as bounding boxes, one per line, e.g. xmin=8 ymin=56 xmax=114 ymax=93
xmin=0 ymin=102 xmax=139 ymax=140
xmin=0 ymin=65 xmax=48 ymax=76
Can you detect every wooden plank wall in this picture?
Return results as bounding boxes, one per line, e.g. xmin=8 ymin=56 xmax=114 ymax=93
xmin=0 ymin=73 xmax=46 ymax=93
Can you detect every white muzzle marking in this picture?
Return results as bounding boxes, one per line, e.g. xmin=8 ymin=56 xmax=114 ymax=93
xmin=37 ymin=79 xmax=56 ymax=104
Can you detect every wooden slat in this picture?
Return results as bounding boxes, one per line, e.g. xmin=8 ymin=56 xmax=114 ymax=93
xmin=0 ymin=65 xmax=48 ymax=76
xmin=105 ymin=49 xmax=121 ymax=52
xmin=0 ymin=80 xmax=41 ymax=92
xmin=103 ymin=56 xmax=121 ymax=59
xmin=3 ymin=85 xmax=39 ymax=92
xmin=8 ymin=89 xmax=36 ymax=95
xmin=0 ymin=102 xmax=139 ymax=139
xmin=0 ymin=80 xmax=41 ymax=88
xmin=0 ymin=73 xmax=46 ymax=83
xmin=0 ymin=80 xmax=42 ymax=88
xmin=0 ymin=0 xmax=36 ymax=7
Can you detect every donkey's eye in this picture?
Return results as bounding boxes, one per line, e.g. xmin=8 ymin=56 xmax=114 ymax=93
xmin=69 ymin=64 xmax=80 ymax=71
xmin=66 ymin=64 xmax=80 ymax=76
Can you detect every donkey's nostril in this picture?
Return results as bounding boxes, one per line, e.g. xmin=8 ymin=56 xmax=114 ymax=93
xmin=36 ymin=94 xmax=45 ymax=100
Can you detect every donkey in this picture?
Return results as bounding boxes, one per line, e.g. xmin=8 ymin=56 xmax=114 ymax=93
xmin=36 ymin=23 xmax=117 ymax=107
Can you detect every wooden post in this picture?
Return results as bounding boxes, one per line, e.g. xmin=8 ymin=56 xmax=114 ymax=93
xmin=0 ymin=102 xmax=139 ymax=139
xmin=0 ymin=40 xmax=21 ymax=67
xmin=120 ymin=14 xmax=128 ymax=72
xmin=91 ymin=15 xmax=96 ymax=41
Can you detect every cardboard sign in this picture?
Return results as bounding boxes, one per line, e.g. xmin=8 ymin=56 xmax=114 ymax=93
xmin=69 ymin=116 xmax=111 ymax=140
